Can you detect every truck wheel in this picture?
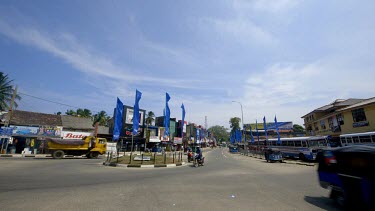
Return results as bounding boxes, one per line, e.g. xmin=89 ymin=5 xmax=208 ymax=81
xmin=52 ymin=150 xmax=64 ymax=159
xmin=89 ymin=152 xmax=99 ymax=159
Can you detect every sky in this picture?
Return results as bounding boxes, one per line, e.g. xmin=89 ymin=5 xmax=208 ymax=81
xmin=1 ymin=0 xmax=374 ymax=128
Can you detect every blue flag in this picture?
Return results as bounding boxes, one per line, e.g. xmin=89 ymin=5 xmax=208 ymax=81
xmin=263 ymin=116 xmax=268 ymax=141
xmin=250 ymin=126 xmax=255 ymax=143
xmin=164 ymin=93 xmax=171 ymax=136
xmin=113 ymin=97 xmax=124 ymax=141
xmin=132 ymin=90 xmax=142 ymax=135
xmin=230 ymin=133 xmax=234 ymax=143
xmin=275 ymin=115 xmax=281 ymax=144
xmin=244 ymin=125 xmax=246 ymax=143
xmin=181 ymin=103 xmax=185 ymax=136
xmin=256 ymin=119 xmax=260 ymax=142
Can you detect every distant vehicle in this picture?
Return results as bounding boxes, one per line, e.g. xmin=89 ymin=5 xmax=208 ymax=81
xmin=46 ymin=136 xmax=107 ymax=159
xmin=229 ymin=145 xmax=239 ymax=153
xmin=317 ymin=145 xmax=375 ymax=209
xmin=339 ymin=131 xmax=375 ymax=146
xmin=151 ymin=146 xmax=162 ymax=153
xmin=264 ymin=148 xmax=283 ymax=163
xmin=221 ymin=142 xmax=227 ymax=148
xmin=267 ymin=136 xmax=330 ymax=161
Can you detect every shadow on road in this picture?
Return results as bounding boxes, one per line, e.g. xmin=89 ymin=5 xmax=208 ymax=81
xmin=304 ymin=196 xmax=342 ymax=211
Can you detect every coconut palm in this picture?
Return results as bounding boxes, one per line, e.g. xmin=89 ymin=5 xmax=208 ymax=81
xmin=93 ymin=110 xmax=109 ymax=126
xmin=145 ymin=111 xmax=155 ymax=125
xmin=0 ymin=72 xmax=21 ymax=111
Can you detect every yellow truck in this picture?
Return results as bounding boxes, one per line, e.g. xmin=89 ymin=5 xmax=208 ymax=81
xmin=46 ymin=136 xmax=107 ymax=159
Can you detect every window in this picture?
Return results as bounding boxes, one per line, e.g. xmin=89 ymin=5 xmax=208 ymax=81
xmin=353 ymin=136 xmax=360 ymax=143
xmin=294 ymin=141 xmax=302 ymax=147
xmin=328 ymin=117 xmax=333 ymax=129
xmin=352 ymin=108 xmax=367 ymax=122
xmin=282 ymin=141 xmax=287 ymax=146
xmin=372 ymin=135 xmax=375 ymax=142
xmin=340 ymin=137 xmax=347 ymax=145
xmin=302 ymin=141 xmax=307 ymax=147
xmin=314 ymin=122 xmax=319 ymax=131
xmin=337 ymin=114 xmax=344 ymax=125
xmin=320 ymin=120 xmax=326 ymax=129
xmin=359 ymin=136 xmax=372 ymax=143
xmin=288 ymin=141 xmax=295 ymax=146
xmin=272 ymin=141 xmax=276 ymax=146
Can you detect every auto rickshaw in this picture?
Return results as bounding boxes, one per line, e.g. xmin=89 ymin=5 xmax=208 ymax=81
xmin=264 ymin=148 xmax=283 ymax=163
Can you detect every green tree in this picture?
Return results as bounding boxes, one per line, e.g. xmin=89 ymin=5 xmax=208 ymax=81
xmin=65 ymin=109 xmax=77 ymax=116
xmin=56 ymin=111 xmax=62 ymax=115
xmin=208 ymin=125 xmax=229 ymax=144
xmin=0 ymin=72 xmax=21 ymax=111
xmin=145 ymin=111 xmax=155 ymax=125
xmin=229 ymin=117 xmax=241 ymax=134
xmin=76 ymin=108 xmax=92 ymax=118
xmin=293 ymin=124 xmax=305 ymax=132
xmin=93 ymin=110 xmax=109 ymax=126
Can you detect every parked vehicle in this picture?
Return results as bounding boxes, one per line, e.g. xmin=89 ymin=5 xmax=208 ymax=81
xmin=317 ymin=145 xmax=375 ymax=209
xmin=46 ymin=136 xmax=107 ymax=159
xmin=339 ymin=131 xmax=375 ymax=146
xmin=229 ymin=145 xmax=239 ymax=153
xmin=264 ymin=148 xmax=283 ymax=163
xmin=267 ymin=136 xmax=330 ymax=161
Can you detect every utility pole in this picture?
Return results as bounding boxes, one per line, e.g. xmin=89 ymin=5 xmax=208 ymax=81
xmin=5 ymin=85 xmax=18 ymax=127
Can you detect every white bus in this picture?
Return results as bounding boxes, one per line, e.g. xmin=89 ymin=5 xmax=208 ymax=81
xmin=267 ymin=136 xmax=330 ymax=161
xmin=339 ymin=131 xmax=375 ymax=146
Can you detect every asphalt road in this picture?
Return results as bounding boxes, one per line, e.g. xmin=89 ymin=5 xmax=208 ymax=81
xmin=0 ymin=148 xmax=341 ymax=211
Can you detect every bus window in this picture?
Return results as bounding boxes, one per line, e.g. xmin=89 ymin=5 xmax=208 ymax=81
xmin=288 ymin=141 xmax=295 ymax=147
xmin=282 ymin=141 xmax=287 ymax=146
xmin=359 ymin=135 xmax=371 ymax=143
xmin=294 ymin=141 xmax=302 ymax=147
xmin=272 ymin=141 xmax=276 ymax=146
xmin=302 ymin=141 xmax=307 ymax=147
xmin=371 ymin=135 xmax=375 ymax=143
xmin=340 ymin=137 xmax=346 ymax=145
xmin=353 ymin=136 xmax=360 ymax=143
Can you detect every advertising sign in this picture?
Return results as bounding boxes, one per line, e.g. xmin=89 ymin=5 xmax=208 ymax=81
xmin=149 ymin=135 xmax=161 ymax=143
xmin=62 ymin=131 xmax=93 ymax=139
xmin=174 ymin=137 xmax=182 ymax=144
xmin=124 ymin=107 xmax=145 ymax=125
xmin=11 ymin=125 xmax=62 ymax=137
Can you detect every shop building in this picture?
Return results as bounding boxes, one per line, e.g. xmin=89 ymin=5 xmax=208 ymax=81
xmin=301 ymin=98 xmax=375 ymax=136
xmin=60 ymin=115 xmax=94 ymax=139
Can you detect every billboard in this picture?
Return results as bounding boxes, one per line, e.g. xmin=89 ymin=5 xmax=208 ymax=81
xmin=62 ymin=131 xmax=93 ymax=139
xmin=11 ymin=125 xmax=62 ymax=137
xmin=124 ymin=106 xmax=145 ymax=125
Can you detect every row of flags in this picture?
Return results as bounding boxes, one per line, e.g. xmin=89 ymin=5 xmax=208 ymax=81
xmin=112 ymin=91 xmax=186 ymax=141
xmin=230 ymin=116 xmax=281 ymax=145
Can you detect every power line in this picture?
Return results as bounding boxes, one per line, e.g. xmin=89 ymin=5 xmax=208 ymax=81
xmin=18 ymin=92 xmax=101 ymax=113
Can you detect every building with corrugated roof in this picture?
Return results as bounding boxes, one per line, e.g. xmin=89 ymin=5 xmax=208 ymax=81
xmin=301 ymin=97 xmax=375 ymax=136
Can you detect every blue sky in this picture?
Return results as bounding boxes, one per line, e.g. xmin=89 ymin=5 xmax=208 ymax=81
xmin=1 ymin=0 xmax=374 ymax=128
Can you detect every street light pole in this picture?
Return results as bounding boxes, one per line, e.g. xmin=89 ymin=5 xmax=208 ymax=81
xmin=232 ymin=101 xmax=244 ymax=144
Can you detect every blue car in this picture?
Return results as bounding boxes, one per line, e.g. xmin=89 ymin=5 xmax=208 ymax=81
xmin=229 ymin=146 xmax=239 ymax=153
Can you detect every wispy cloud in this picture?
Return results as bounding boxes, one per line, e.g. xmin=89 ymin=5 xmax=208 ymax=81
xmin=0 ymin=19 xmax=200 ymax=88
xmin=232 ymin=0 xmax=302 ymax=14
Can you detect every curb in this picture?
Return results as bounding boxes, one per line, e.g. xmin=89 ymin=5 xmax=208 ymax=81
xmin=103 ymin=162 xmax=187 ymax=168
xmin=238 ymin=152 xmax=316 ymax=167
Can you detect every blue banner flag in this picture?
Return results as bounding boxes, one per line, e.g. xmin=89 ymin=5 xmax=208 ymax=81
xmin=250 ymin=126 xmax=255 ymax=143
xmin=181 ymin=103 xmax=185 ymax=137
xmin=256 ymin=119 xmax=259 ymax=142
xmin=244 ymin=125 xmax=246 ymax=143
xmin=263 ymin=116 xmax=268 ymax=141
xmin=275 ymin=115 xmax=281 ymax=144
xmin=230 ymin=133 xmax=234 ymax=143
xmin=132 ymin=90 xmax=142 ymax=135
xmin=113 ymin=97 xmax=124 ymax=141
xmin=164 ymin=93 xmax=171 ymax=136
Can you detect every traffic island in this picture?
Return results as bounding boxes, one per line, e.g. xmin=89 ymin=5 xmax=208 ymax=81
xmin=103 ymin=152 xmax=186 ymax=168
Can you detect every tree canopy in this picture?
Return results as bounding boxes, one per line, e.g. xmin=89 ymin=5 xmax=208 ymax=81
xmin=0 ymin=72 xmax=21 ymax=111
xmin=229 ymin=117 xmax=241 ymax=134
xmin=208 ymin=125 xmax=229 ymax=143
xmin=293 ymin=124 xmax=305 ymax=132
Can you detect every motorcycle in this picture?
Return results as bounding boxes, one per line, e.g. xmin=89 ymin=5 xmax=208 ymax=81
xmin=194 ymin=153 xmax=205 ymax=167
xmin=187 ymin=151 xmax=193 ymax=162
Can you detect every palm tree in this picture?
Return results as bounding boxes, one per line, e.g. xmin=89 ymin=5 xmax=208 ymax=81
xmin=0 ymin=72 xmax=21 ymax=111
xmin=65 ymin=109 xmax=77 ymax=116
xmin=145 ymin=111 xmax=155 ymax=126
xmin=93 ymin=110 xmax=109 ymax=126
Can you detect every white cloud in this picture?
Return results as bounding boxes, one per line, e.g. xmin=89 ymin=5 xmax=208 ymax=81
xmin=0 ymin=19 xmax=198 ymax=88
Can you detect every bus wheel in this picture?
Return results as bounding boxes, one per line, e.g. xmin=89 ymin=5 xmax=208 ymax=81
xmin=52 ymin=150 xmax=64 ymax=159
xmin=299 ymin=153 xmax=305 ymax=161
